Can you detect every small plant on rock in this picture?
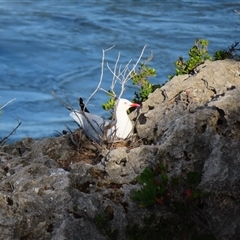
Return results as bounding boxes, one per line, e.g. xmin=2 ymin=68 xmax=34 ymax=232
xmin=170 ymin=39 xmax=212 ymax=78
xmin=131 ymin=63 xmax=159 ymax=104
xmin=214 ymin=41 xmax=240 ymax=60
xmin=132 ymin=164 xmax=168 ymax=207
xmin=130 ymin=166 xmax=213 ymax=239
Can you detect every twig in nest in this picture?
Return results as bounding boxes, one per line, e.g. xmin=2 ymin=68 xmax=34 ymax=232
xmin=52 ymin=90 xmax=73 ymax=111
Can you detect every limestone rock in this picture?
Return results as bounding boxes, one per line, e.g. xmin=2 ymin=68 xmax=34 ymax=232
xmin=1 ymin=60 xmax=240 ymax=239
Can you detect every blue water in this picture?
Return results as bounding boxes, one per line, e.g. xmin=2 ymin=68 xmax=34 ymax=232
xmin=0 ymin=1 xmax=239 ymax=142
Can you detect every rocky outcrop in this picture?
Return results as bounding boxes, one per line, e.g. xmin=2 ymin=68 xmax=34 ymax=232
xmin=1 ymin=59 xmax=240 ymax=239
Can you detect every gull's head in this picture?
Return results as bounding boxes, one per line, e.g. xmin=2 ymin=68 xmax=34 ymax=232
xmin=116 ymin=98 xmax=141 ymax=112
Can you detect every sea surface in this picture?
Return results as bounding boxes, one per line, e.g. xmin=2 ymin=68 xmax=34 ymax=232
xmin=0 ymin=0 xmax=239 ymax=142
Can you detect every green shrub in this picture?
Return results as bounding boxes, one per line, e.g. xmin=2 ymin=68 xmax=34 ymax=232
xmin=214 ymin=41 xmax=240 ymax=60
xmin=102 ymin=61 xmax=159 ymax=113
xmin=131 ymin=63 xmax=160 ymax=104
xmin=102 ymin=91 xmax=116 ymax=113
xmin=129 ymin=166 xmax=213 ymax=239
xmin=132 ymin=164 xmax=168 ymax=207
xmin=102 ymin=39 xmax=239 ymax=112
xmin=169 ymin=39 xmax=212 ymax=78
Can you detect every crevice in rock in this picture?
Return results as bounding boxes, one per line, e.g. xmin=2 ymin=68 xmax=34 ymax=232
xmin=121 ymin=202 xmax=128 ymax=213
xmin=226 ymin=85 xmax=236 ymax=91
xmin=72 ymin=212 xmax=82 ymax=219
xmin=215 ymin=107 xmax=229 ymax=136
xmin=199 ymin=123 xmax=207 ymax=133
xmin=7 ymin=197 xmax=13 ymax=206
xmin=217 ymin=108 xmax=227 ymax=125
xmin=138 ymin=113 xmax=147 ymax=125
xmin=161 ymin=89 xmax=168 ymax=101
xmin=211 ymin=92 xmax=225 ymax=101
xmin=72 ymin=181 xmax=94 ymax=193
xmin=184 ymin=151 xmax=193 ymax=161
xmin=104 ymin=205 xmax=114 ymax=221
xmin=201 ymin=78 xmax=217 ymax=94
xmin=234 ymin=121 xmax=240 ymax=128
xmin=120 ymin=158 xmax=127 ymax=166
xmin=3 ymin=165 xmax=9 ymax=173
xmin=46 ymin=224 xmax=54 ymax=232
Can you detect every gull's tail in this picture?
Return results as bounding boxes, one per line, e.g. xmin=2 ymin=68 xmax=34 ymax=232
xmin=79 ymin=97 xmax=90 ymax=113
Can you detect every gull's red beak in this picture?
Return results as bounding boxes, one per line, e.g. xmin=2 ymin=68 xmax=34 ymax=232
xmin=130 ymin=102 xmax=141 ymax=108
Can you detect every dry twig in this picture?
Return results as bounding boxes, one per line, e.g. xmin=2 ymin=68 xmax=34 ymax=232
xmin=0 ymin=98 xmax=16 ymax=111
xmin=0 ymin=120 xmax=22 ymax=145
xmin=53 ymin=46 xmax=147 ymax=144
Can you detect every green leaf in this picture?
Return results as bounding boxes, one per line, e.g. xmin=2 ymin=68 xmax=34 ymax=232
xmin=191 ymin=189 xmax=201 ymax=199
xmin=186 ymin=172 xmax=201 ymax=187
xmin=136 ymin=167 xmax=155 ymax=184
xmin=161 ymin=172 xmax=168 ymax=186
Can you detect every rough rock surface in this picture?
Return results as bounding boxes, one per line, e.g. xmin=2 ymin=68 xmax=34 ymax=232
xmin=1 ymin=59 xmax=240 ymax=240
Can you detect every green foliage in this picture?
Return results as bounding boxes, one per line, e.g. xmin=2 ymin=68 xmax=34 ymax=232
xmin=132 ymin=166 xmax=206 ymax=208
xmin=132 ymin=164 xmax=168 ymax=207
xmin=102 ymin=60 xmax=159 ymax=113
xmin=101 ymin=39 xmax=240 ymax=122
xmin=214 ymin=41 xmax=240 ymax=60
xmin=213 ymin=50 xmax=232 ymax=60
xmin=170 ymin=39 xmax=240 ymax=80
xmin=131 ymin=63 xmax=160 ymax=103
xmin=129 ymin=167 xmax=214 ymax=239
xmin=186 ymin=171 xmax=201 ymax=187
xmin=132 ymin=167 xmax=157 ymax=207
xmin=102 ymin=91 xmax=116 ymax=112
xmin=170 ymin=39 xmax=212 ymax=78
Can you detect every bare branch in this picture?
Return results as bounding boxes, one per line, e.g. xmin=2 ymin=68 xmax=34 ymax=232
xmin=0 ymin=98 xmax=16 ymax=111
xmin=99 ymin=87 xmax=114 ymax=96
xmin=99 ymin=45 xmax=148 ymax=103
xmin=107 ymin=51 xmax=121 ymax=98
xmin=85 ymin=45 xmax=115 ymax=108
xmin=101 ymin=45 xmax=147 ymax=102
xmin=235 ymin=9 xmax=240 ymax=15
xmin=55 ymin=46 xmax=147 ymax=145
xmin=144 ymin=50 xmax=154 ymax=63
xmin=52 ymin=90 xmax=75 ymax=111
xmin=0 ymin=120 xmax=22 ymax=145
xmin=118 ymin=45 xmax=147 ymax=99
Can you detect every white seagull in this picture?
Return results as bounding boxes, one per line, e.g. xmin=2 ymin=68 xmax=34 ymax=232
xmin=70 ymin=98 xmax=140 ymax=142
